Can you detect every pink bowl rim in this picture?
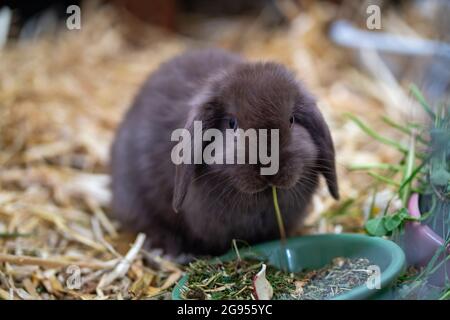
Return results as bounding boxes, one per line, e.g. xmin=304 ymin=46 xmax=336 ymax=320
xmin=408 ymin=193 xmax=449 ymax=251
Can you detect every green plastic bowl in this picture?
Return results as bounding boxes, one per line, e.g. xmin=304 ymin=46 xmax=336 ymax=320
xmin=172 ymin=233 xmax=406 ymax=300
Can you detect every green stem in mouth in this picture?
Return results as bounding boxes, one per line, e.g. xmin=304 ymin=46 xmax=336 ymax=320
xmin=272 ymin=186 xmax=287 ymax=242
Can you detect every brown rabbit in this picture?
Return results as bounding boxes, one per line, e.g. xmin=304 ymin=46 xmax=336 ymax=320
xmin=111 ymin=48 xmax=339 ymax=257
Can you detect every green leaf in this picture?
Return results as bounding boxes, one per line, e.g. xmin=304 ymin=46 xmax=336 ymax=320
xmin=349 ymin=163 xmax=401 ymax=171
xmin=430 ymin=167 xmax=450 ymax=186
xmin=399 ymin=161 xmax=426 ymax=193
xmin=410 ymin=84 xmax=435 ymax=119
xmin=0 ymin=232 xmax=31 ymax=239
xmin=381 ymin=116 xmax=428 ymax=145
xmin=366 ymin=208 xmax=411 ymax=236
xmin=439 ymin=289 xmax=450 ymax=300
xmin=384 ymin=214 xmax=403 ymax=232
xmin=397 ymin=208 xmax=411 ymax=219
xmin=400 ymin=136 xmax=416 ymax=206
xmin=367 ymin=172 xmax=400 ymax=187
xmin=344 ymin=113 xmax=409 ymax=154
xmin=365 ymin=217 xmax=388 ymax=236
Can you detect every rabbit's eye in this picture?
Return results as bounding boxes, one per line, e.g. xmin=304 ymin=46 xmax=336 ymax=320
xmin=289 ymin=115 xmax=295 ymax=127
xmin=229 ymin=117 xmax=238 ymax=130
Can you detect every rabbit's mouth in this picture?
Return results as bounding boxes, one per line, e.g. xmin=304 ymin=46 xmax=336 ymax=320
xmin=236 ymin=180 xmax=269 ymax=194
xmin=233 ymin=171 xmax=301 ymax=194
xmin=264 ymin=167 xmax=301 ymax=190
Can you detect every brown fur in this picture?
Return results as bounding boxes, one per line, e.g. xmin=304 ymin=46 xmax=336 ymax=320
xmin=111 ymin=48 xmax=339 ymax=256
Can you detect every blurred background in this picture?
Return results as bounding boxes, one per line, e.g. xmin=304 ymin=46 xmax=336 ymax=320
xmin=0 ymin=0 xmax=448 ymax=299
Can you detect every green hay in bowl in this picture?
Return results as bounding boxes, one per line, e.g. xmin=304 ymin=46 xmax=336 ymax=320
xmin=181 ymin=257 xmax=373 ymax=300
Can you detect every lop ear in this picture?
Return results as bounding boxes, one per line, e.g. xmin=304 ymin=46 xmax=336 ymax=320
xmin=298 ymin=100 xmax=339 ymax=200
xmin=172 ymin=91 xmax=214 ymax=212
xmin=172 ymin=113 xmax=198 ymax=213
xmin=173 ymin=156 xmax=195 ymax=213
